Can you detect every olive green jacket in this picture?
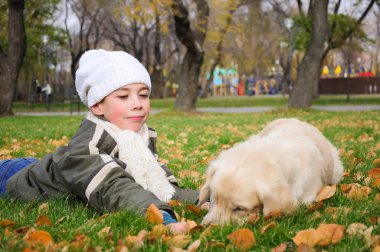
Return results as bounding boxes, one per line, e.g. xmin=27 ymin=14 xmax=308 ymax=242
xmin=6 ymin=117 xmax=198 ymax=216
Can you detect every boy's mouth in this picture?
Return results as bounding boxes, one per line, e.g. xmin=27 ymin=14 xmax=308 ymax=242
xmin=128 ymin=116 xmax=145 ymax=121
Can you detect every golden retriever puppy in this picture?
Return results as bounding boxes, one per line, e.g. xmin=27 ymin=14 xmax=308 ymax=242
xmin=198 ymin=118 xmax=344 ymax=225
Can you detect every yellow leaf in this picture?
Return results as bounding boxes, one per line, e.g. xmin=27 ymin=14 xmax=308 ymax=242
xmin=316 ymin=223 xmax=345 ymax=246
xmin=166 ymin=235 xmax=192 ymax=248
xmin=271 ymin=243 xmax=287 ymax=252
xmin=368 ymin=168 xmax=380 ymax=178
xmin=247 ymin=213 xmax=260 ymax=226
xmin=36 ymin=215 xmax=52 ymax=227
xmin=187 ymin=239 xmax=201 ymax=252
xmin=150 ymin=224 xmax=168 ymax=240
xmin=264 ymin=210 xmax=284 ymax=220
xmin=348 ymin=184 xmax=371 ymax=199
xmin=346 ymin=223 xmax=368 ymax=236
xmin=316 ymin=185 xmax=337 ymax=202
xmin=24 ymin=229 xmax=54 ymax=247
xmin=146 ymin=204 xmax=163 ymax=225
xmin=373 ymin=158 xmax=380 ymax=167
xmin=227 ymin=228 xmax=256 ymax=251
xmin=38 ymin=202 xmax=49 ymax=214
xmin=292 ymin=229 xmax=321 ymax=247
xmin=261 ymin=222 xmax=277 ymax=234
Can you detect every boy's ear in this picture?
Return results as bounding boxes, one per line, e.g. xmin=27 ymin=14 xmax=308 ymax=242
xmin=90 ymin=103 xmax=104 ymax=116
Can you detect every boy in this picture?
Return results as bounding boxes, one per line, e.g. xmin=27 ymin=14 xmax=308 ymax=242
xmin=0 ymin=49 xmax=200 ymax=229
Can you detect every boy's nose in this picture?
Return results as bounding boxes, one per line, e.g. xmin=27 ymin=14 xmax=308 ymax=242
xmin=131 ymin=95 xmax=143 ymax=109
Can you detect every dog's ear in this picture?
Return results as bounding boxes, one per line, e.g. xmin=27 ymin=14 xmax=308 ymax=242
xmin=261 ymin=184 xmax=299 ymax=216
xmin=198 ymin=163 xmax=218 ymax=206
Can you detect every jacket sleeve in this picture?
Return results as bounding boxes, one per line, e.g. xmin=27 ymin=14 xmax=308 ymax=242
xmin=55 ymin=122 xmax=173 ymax=214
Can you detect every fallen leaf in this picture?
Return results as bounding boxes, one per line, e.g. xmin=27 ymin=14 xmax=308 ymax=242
xmin=264 ymin=210 xmax=284 ymax=220
xmin=97 ymin=226 xmax=111 ymax=239
xmin=148 ymin=224 xmax=168 ymax=241
xmin=186 ymin=205 xmax=203 ymax=217
xmin=307 ymin=201 xmax=324 ymax=211
xmin=373 ymin=158 xmax=380 ymax=167
xmin=247 ymin=213 xmax=260 ymax=226
xmin=362 ymin=227 xmax=374 ymax=247
xmin=316 ymin=223 xmax=345 ymax=246
xmin=69 ymin=233 xmax=88 ymax=250
xmin=36 ymin=215 xmax=52 ymax=227
xmin=368 ymin=168 xmax=380 ymax=178
xmin=316 ymin=185 xmax=337 ymax=202
xmin=373 ymin=245 xmax=380 ymax=252
xmin=292 ymin=229 xmax=321 ymax=247
xmin=227 ymin=228 xmax=256 ymax=251
xmin=24 ymin=229 xmax=54 ymax=247
xmin=146 ymin=204 xmax=163 ymax=225
xmin=346 ymin=223 xmax=368 ymax=236
xmin=166 ymin=235 xmax=192 ymax=248
xmin=271 ymin=243 xmax=287 ymax=252
xmin=0 ymin=219 xmax=15 ymax=228
xmin=348 ymin=184 xmax=371 ymax=199
xmin=38 ymin=203 xmax=49 ymax=215
xmin=296 ymin=243 xmax=316 ymax=252
xmin=261 ymin=222 xmax=277 ymax=234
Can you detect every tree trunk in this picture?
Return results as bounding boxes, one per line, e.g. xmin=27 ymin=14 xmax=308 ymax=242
xmin=171 ymin=0 xmax=209 ymax=111
xmin=0 ymin=0 xmax=26 ymax=116
xmin=289 ymin=0 xmax=329 ymax=108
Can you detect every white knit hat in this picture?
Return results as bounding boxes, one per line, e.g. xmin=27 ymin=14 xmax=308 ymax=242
xmin=75 ymin=49 xmax=151 ymax=107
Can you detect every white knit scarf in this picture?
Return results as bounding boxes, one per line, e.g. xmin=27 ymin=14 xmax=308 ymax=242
xmin=86 ymin=113 xmax=175 ymax=202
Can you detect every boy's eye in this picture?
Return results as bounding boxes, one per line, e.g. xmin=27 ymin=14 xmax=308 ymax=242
xmin=140 ymin=94 xmax=149 ymax=97
xmin=118 ymin=95 xmax=128 ymax=99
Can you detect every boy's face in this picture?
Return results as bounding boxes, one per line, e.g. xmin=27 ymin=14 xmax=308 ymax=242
xmin=91 ymin=83 xmax=150 ymax=132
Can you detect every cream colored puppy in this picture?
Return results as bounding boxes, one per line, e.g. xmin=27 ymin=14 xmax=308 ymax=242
xmin=198 ymin=118 xmax=344 ymax=225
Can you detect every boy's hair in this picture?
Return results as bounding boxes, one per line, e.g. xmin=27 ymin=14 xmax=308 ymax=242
xmin=75 ymin=49 xmax=151 ymax=107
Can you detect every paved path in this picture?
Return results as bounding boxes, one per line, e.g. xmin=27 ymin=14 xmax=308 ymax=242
xmin=15 ymin=105 xmax=380 ymax=116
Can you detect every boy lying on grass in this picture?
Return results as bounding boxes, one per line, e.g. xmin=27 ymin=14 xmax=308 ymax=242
xmin=0 ymin=49 xmax=206 ymax=233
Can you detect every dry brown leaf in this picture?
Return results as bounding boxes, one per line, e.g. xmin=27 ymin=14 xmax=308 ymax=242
xmin=296 ymin=243 xmax=316 ymax=252
xmin=261 ymin=222 xmax=277 ymax=234
xmin=227 ymin=228 xmax=256 ymax=252
xmin=168 ymin=200 xmax=182 ymax=207
xmin=247 ymin=213 xmax=260 ymax=226
xmin=200 ymin=224 xmax=217 ymax=240
xmin=264 ymin=210 xmax=284 ymax=220
xmin=372 ymin=179 xmax=380 ymax=187
xmin=271 ymin=243 xmax=287 ymax=252
xmin=24 ymin=229 xmax=54 ymax=247
xmin=316 ymin=223 xmax=345 ymax=246
xmin=146 ymin=204 xmax=163 ymax=225
xmin=348 ymin=184 xmax=371 ymax=199
xmin=0 ymin=219 xmax=15 ymax=228
xmin=36 ymin=215 xmax=52 ymax=227
xmin=373 ymin=158 xmax=380 ymax=167
xmin=166 ymin=235 xmax=192 ymax=248
xmin=373 ymin=245 xmax=380 ymax=252
xmin=14 ymin=226 xmax=29 ymax=234
xmin=292 ymin=229 xmax=321 ymax=247
xmin=340 ymin=183 xmax=352 ymax=193
xmin=97 ymin=226 xmax=111 ymax=239
xmin=125 ymin=235 xmax=145 ymax=250
xmin=316 ymin=185 xmax=337 ymax=202
xmin=37 ymin=202 xmax=49 ymax=215
xmin=69 ymin=233 xmax=88 ymax=250
xmin=150 ymin=224 xmax=168 ymax=240
xmin=363 ymin=227 xmax=374 ymax=247
xmin=346 ymin=223 xmax=368 ymax=236
xmin=186 ymin=205 xmax=203 ymax=217
xmin=307 ymin=201 xmax=324 ymax=211
xmin=368 ymin=168 xmax=380 ymax=178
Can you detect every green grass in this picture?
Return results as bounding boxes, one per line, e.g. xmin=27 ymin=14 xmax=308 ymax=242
xmin=1 ymin=109 xmax=380 ymax=251
xmin=11 ymin=94 xmax=380 ymax=112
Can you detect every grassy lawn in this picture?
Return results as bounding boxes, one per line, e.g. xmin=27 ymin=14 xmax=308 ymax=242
xmin=11 ymin=94 xmax=380 ymax=112
xmin=0 ymin=109 xmax=380 ymax=251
